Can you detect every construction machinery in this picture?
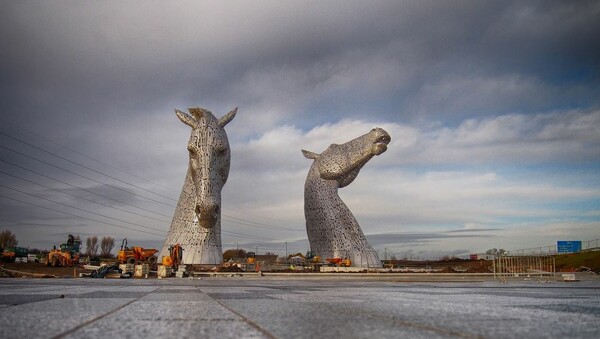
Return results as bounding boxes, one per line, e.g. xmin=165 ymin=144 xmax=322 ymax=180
xmin=162 ymin=244 xmax=183 ymax=267
xmin=305 ymin=250 xmax=322 ymax=264
xmin=326 ymin=257 xmax=352 ymax=267
xmin=287 ymin=252 xmax=306 ymax=265
xmin=287 ymin=251 xmax=322 ymax=265
xmin=47 ymin=234 xmax=81 ymax=267
xmin=244 ymin=251 xmax=257 ymax=271
xmin=117 ymin=238 xmax=158 ymax=265
xmin=246 ymin=251 xmax=256 ymax=264
xmin=1 ymin=247 xmax=29 ymax=262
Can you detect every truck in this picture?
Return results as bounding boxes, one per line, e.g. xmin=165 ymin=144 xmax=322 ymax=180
xmin=117 ymin=238 xmax=158 ymax=265
xmin=326 ymin=257 xmax=352 ymax=267
xmin=1 ymin=247 xmax=29 ymax=263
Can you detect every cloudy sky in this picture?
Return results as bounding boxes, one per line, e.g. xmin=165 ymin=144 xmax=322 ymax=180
xmin=1 ymin=1 xmax=599 ymax=259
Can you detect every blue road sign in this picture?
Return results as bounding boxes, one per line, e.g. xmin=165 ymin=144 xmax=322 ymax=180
xmin=557 ymin=241 xmax=582 ymax=253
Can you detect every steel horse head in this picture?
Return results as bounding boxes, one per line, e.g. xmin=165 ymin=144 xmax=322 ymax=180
xmin=175 ymin=107 xmax=237 ymax=229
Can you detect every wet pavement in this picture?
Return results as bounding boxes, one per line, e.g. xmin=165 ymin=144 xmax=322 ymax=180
xmin=0 ymin=275 xmax=599 ymax=338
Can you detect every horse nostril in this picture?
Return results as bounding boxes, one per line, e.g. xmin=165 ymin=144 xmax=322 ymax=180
xmin=195 ymin=204 xmax=219 ymax=219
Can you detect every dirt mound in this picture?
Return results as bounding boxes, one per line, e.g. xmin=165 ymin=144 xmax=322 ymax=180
xmin=217 ymin=265 xmax=244 ymax=272
xmin=0 ymin=267 xmax=14 ymax=278
xmin=0 ymin=262 xmax=93 ymax=278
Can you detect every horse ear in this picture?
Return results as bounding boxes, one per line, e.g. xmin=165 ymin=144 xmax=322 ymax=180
xmin=302 ymin=149 xmax=319 ymax=160
xmin=175 ymin=109 xmax=196 ymax=128
xmin=218 ymin=107 xmax=238 ymax=127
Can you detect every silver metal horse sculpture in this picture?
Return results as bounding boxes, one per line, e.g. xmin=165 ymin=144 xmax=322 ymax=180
xmin=160 ymin=107 xmax=237 ymax=265
xmin=302 ymin=128 xmax=391 ymax=267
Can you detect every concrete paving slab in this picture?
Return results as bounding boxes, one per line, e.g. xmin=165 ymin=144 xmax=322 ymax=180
xmin=63 ymin=319 xmax=267 ymax=339
xmin=0 ymin=277 xmax=599 ymax=338
xmin=0 ymin=298 xmax=136 ymax=338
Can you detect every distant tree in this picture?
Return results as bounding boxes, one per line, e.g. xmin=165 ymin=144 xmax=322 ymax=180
xmin=100 ymin=236 xmax=115 ymax=258
xmin=0 ymin=230 xmax=18 ymax=249
xmin=223 ymin=248 xmax=247 ymax=261
xmin=485 ymin=248 xmax=506 ymax=256
xmin=86 ymin=236 xmax=99 ymax=256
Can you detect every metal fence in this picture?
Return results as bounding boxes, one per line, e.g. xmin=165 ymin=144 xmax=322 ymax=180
xmin=493 ymin=256 xmax=555 ymax=277
xmin=505 ymin=238 xmax=600 ymax=256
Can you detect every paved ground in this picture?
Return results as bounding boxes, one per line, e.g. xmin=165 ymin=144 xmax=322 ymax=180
xmin=0 ymin=275 xmax=599 ymax=338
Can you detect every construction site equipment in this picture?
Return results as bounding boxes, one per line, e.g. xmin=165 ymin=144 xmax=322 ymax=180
xmin=117 ymin=238 xmax=158 ymax=265
xmin=245 ymin=252 xmax=257 ymax=271
xmin=1 ymin=247 xmax=29 ymax=263
xmin=46 ymin=234 xmax=81 ymax=267
xmin=161 ymin=244 xmax=183 ymax=267
xmin=158 ymin=265 xmax=173 ymax=278
xmin=326 ymin=257 xmax=352 ymax=267
xmin=134 ymin=264 xmax=149 ymax=278
xmin=119 ymin=264 xmax=134 ymax=274
xmin=287 ymin=252 xmax=305 ymax=264
xmin=246 ymin=251 xmax=256 ymax=264
xmin=305 ymin=250 xmax=322 ymax=264
xmin=82 ymin=264 xmax=131 ymax=279
xmin=27 ymin=254 xmax=39 ymax=263
xmin=175 ymin=265 xmax=188 ymax=278
xmin=287 ymin=251 xmax=323 ymax=265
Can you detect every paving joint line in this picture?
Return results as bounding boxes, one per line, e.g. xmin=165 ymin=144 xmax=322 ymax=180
xmin=203 ymin=288 xmax=278 ymax=339
xmin=50 ymin=285 xmax=161 ymax=339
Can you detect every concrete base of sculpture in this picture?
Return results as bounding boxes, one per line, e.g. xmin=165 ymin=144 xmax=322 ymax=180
xmin=303 ymin=128 xmax=390 ymax=268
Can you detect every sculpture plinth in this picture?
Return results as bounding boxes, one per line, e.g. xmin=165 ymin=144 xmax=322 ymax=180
xmin=303 ymin=128 xmax=390 ymax=268
xmin=160 ymin=107 xmax=237 ymax=265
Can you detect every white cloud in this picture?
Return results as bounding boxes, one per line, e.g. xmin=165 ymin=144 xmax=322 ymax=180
xmin=394 ymin=109 xmax=600 ymax=165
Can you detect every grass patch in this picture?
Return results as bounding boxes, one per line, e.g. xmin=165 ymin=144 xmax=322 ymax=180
xmin=555 ymin=250 xmax=600 ymax=273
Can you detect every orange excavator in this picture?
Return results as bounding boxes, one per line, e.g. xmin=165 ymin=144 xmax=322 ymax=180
xmin=117 ymin=238 xmax=158 ymax=265
xmin=161 ymin=244 xmax=183 ymax=267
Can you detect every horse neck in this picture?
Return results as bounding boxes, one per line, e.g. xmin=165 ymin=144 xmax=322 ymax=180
xmin=172 ymin=167 xmax=195 ymax=217
xmin=304 ymin=163 xmax=341 ymax=202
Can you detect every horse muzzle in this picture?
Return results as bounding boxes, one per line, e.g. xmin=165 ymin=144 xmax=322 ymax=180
xmin=371 ymin=128 xmax=391 ymax=155
xmin=195 ymin=203 xmax=220 ymax=229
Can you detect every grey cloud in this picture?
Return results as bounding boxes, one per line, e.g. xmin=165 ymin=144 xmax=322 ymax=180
xmin=365 ymin=231 xmax=492 ymax=247
xmin=2 ymin=1 xmax=598 ymax=132
xmin=446 ymin=228 xmax=502 ymax=233
xmin=375 ymin=109 xmax=600 ymax=167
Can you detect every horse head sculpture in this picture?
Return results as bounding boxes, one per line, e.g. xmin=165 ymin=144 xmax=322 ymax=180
xmin=176 ymin=107 xmax=237 ymax=228
xmin=302 ymin=127 xmax=390 ymax=267
xmin=302 ymin=127 xmax=390 ymax=186
xmin=160 ymin=107 xmax=237 ymax=265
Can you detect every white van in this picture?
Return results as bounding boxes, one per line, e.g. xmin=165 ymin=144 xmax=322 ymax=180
xmin=27 ymin=254 xmax=39 ymax=263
